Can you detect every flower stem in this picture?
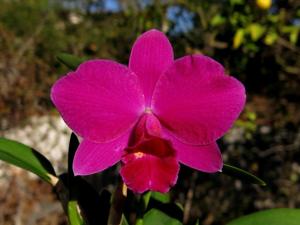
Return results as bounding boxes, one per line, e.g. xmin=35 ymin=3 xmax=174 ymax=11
xmin=107 ymin=179 xmax=127 ymax=225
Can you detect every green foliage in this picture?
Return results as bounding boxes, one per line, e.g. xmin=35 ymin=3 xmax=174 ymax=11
xmin=0 ymin=0 xmax=48 ymax=36
xmin=57 ymin=53 xmax=86 ymax=70
xmin=68 ymin=200 xmax=84 ymax=225
xmin=227 ymin=208 xmax=300 ymax=225
xmin=0 ymin=138 xmax=57 ymax=184
xmin=233 ymin=28 xmax=245 ymax=49
xmin=143 ymin=209 xmax=182 ymax=225
xmin=222 ymin=164 xmax=266 ymax=186
xmin=235 ymin=110 xmax=257 ymax=139
xmin=150 ymin=192 xmax=171 ymax=204
xmin=120 ymin=215 xmax=129 ymax=225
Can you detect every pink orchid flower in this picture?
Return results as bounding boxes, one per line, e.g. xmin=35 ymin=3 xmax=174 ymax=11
xmin=51 ymin=29 xmax=246 ymax=193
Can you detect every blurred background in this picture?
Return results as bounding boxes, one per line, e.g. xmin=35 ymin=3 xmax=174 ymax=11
xmin=0 ymin=0 xmax=300 ymax=224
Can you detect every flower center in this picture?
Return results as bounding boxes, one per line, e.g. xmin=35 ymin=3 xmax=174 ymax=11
xmin=134 ymin=152 xmax=144 ymax=158
xmin=145 ymin=107 xmax=152 ymax=114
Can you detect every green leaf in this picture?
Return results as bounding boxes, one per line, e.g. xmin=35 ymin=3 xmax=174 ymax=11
xmin=230 ymin=0 xmax=245 ymax=6
xmin=56 ymin=53 xmax=86 ymax=70
xmin=210 ymin=15 xmax=226 ymax=27
xmin=264 ymin=32 xmax=278 ymax=45
xmin=0 ymin=138 xmax=57 ymax=184
xmin=142 ymin=191 xmax=152 ymax=210
xmin=68 ymin=200 xmax=84 ymax=225
xmin=120 ymin=214 xmax=129 ymax=225
xmin=151 ymin=192 xmax=171 ymax=204
xmin=141 ymin=191 xmax=171 ymax=214
xmin=222 ymin=164 xmax=266 ymax=186
xmin=248 ymin=23 xmax=266 ymax=41
xmin=289 ymin=29 xmax=299 ymax=44
xmin=227 ymin=208 xmax=300 ymax=225
xmin=143 ymin=209 xmax=182 ymax=225
xmin=233 ymin=29 xmax=245 ymax=49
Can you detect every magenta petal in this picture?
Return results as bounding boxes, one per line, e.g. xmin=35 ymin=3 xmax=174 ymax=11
xmin=73 ymin=132 xmax=130 ymax=175
xmin=178 ymin=143 xmax=222 ymax=173
xmin=169 ymin=135 xmax=223 ymax=172
xmin=152 ymin=55 xmax=246 ymax=145
xmin=120 ymin=138 xmax=179 ymax=193
xmin=129 ymin=29 xmax=174 ymax=106
xmin=51 ymin=60 xmax=145 ymax=142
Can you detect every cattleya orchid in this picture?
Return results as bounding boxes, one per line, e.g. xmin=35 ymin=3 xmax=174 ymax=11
xmin=51 ymin=29 xmax=246 ymax=193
